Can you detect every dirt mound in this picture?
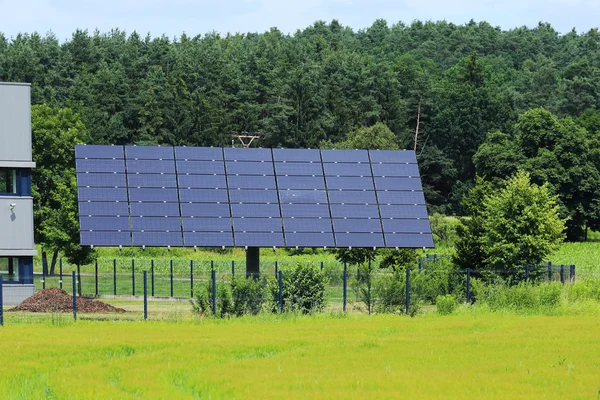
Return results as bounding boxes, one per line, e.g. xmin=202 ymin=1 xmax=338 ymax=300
xmin=8 ymin=288 xmax=126 ymax=313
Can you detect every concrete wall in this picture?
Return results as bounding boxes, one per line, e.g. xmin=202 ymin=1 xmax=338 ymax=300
xmin=0 ymin=83 xmax=32 ymax=163
xmin=0 ymin=197 xmax=34 ymax=251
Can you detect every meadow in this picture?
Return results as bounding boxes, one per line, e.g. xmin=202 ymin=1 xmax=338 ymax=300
xmin=1 ymin=307 xmax=599 ymax=399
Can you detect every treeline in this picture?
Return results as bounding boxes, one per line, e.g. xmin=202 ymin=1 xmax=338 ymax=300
xmin=2 ymin=19 xmax=600 ymax=230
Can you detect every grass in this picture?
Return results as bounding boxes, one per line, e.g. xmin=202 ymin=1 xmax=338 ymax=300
xmin=0 ymin=309 xmax=599 ymax=399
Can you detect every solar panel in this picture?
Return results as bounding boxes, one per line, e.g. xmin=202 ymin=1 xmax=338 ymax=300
xmin=326 ymin=176 xmax=374 ymax=190
xmin=79 ymin=216 xmax=130 ymax=231
xmin=179 ymin=188 xmax=229 ymax=203
xmin=126 ymin=159 xmax=175 ymax=174
xmin=323 ymin=162 xmax=372 ymax=177
xmin=129 ymin=188 xmax=179 ymax=202
xmin=330 ymin=204 xmax=380 ymax=219
xmin=234 ymin=232 xmax=284 ymax=247
xmin=225 ymin=161 xmax=274 ymax=175
xmin=277 ymin=175 xmax=325 ymax=190
xmin=77 ymin=173 xmax=127 ymax=187
xmin=130 ymin=202 xmax=181 ymax=217
xmin=227 ymin=175 xmax=276 ymax=189
xmin=75 ymin=145 xmax=124 ymax=159
xmin=184 ymin=231 xmax=234 ymax=246
xmin=76 ymin=159 xmax=125 ymax=173
xmin=224 ymin=147 xmax=272 ymax=161
xmin=374 ymin=177 xmax=423 ymax=191
xmin=376 ymin=191 xmax=426 ymax=205
xmin=78 ymin=201 xmax=129 ymax=216
xmin=275 ymin=162 xmax=323 ymax=176
xmin=381 ymin=219 xmax=431 ymax=233
xmin=233 ymin=218 xmax=282 ymax=232
xmin=283 ymin=218 xmax=333 ymax=232
xmin=278 ymin=190 xmax=327 ymax=204
xmin=131 ymin=216 xmax=182 ymax=231
xmin=126 ymin=146 xmax=174 ymax=160
xmin=321 ymin=149 xmax=369 ymax=163
xmin=180 ymin=203 xmax=231 ymax=218
xmin=81 ymin=231 xmax=131 ymax=246
xmin=334 ymin=232 xmax=385 ymax=247
xmin=229 ymin=189 xmax=278 ymax=204
xmin=132 ymin=231 xmax=183 ymax=246
xmin=371 ymin=163 xmax=420 ymax=177
xmin=333 ymin=218 xmax=382 ymax=233
xmin=369 ymin=150 xmax=417 ymax=164
xmin=182 ymin=217 xmax=231 ymax=231
xmin=78 ymin=187 xmax=128 ymax=202
xmin=379 ymin=205 xmax=429 ymax=219
xmin=176 ymin=161 xmax=225 ymax=175
xmin=280 ymin=203 xmax=330 ymax=218
xmin=383 ymin=233 xmax=434 ymax=248
xmin=230 ymin=204 xmax=280 ymax=218
xmin=327 ymin=190 xmax=377 ymax=204
xmin=273 ymin=148 xmax=321 ymax=162
xmin=179 ymin=174 xmax=227 ymax=189
xmin=175 ymin=146 xmax=224 ymax=161
xmin=285 ymin=232 xmax=335 ymax=247
xmin=127 ymin=173 xmax=178 ymax=188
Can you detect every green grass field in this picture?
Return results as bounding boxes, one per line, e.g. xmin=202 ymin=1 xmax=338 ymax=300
xmin=1 ymin=307 xmax=599 ymax=399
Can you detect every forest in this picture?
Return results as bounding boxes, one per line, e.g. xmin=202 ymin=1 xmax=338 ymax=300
xmin=2 ymin=18 xmax=600 ymax=262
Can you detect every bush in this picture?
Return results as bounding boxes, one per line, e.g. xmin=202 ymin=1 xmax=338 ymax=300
xmin=191 ymin=280 xmax=232 ymax=318
xmin=436 ymin=295 xmax=457 ymax=315
xmin=230 ymin=276 xmax=268 ymax=316
xmin=412 ymin=259 xmax=465 ymax=304
xmin=270 ymin=262 xmax=329 ymax=314
xmin=374 ymin=270 xmax=405 ymax=314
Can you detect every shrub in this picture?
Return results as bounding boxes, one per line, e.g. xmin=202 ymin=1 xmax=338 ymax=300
xmin=374 ymin=270 xmax=405 ymax=314
xmin=412 ymin=258 xmax=465 ymax=304
xmin=231 ymin=276 xmax=268 ymax=316
xmin=270 ymin=262 xmax=329 ymax=314
xmin=436 ymin=295 xmax=457 ymax=315
xmin=191 ymin=280 xmax=232 ymax=318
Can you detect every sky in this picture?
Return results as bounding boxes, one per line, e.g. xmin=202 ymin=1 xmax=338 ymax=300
xmin=0 ymin=0 xmax=598 ymax=41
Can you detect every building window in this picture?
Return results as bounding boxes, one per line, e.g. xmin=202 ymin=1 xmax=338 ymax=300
xmin=0 ymin=169 xmax=17 ymax=194
xmin=0 ymin=257 xmax=19 ymax=282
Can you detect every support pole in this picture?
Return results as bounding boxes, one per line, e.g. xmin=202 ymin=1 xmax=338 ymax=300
xmin=278 ymin=270 xmax=283 ymax=314
xmin=170 ymin=260 xmax=174 ymax=297
xmin=59 ymin=259 xmax=63 ymax=289
xmin=246 ymin=247 xmax=260 ymax=278
xmin=113 ymin=259 xmax=117 ymax=296
xmin=131 ymin=259 xmax=135 ymax=296
xmin=343 ymin=262 xmax=347 ymax=313
xmin=72 ymin=271 xmax=77 ymax=321
xmin=190 ymin=260 xmax=194 ymax=298
xmin=405 ymin=268 xmax=411 ymax=315
xmin=466 ymin=268 xmax=471 ymax=303
xmin=0 ymin=276 xmax=4 ymax=326
xmin=143 ymin=271 xmax=148 ymax=321
xmin=95 ymin=260 xmax=99 ymax=296
xmin=211 ymin=267 xmax=216 ymax=317
xmin=151 ymin=260 xmax=155 ymax=297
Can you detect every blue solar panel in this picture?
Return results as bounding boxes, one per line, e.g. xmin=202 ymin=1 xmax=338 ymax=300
xmin=227 ymin=175 xmax=277 ymax=189
xmin=184 ymin=231 xmax=234 ymax=246
xmin=277 ymin=175 xmax=325 ymax=190
xmin=282 ymin=218 xmax=332 ymax=232
xmin=129 ymin=188 xmax=179 ymax=202
xmin=273 ymin=148 xmax=321 ymax=162
xmin=233 ymin=218 xmax=282 ymax=232
xmin=330 ymin=204 xmax=380 ymax=218
xmin=334 ymin=232 xmax=385 ymax=247
xmin=76 ymin=159 xmax=125 ymax=173
xmin=179 ymin=188 xmax=229 ymax=203
xmin=130 ymin=202 xmax=181 ymax=217
xmin=381 ymin=219 xmax=432 ymax=233
xmin=127 ymin=173 xmax=178 ymax=188
xmin=278 ymin=190 xmax=327 ymax=204
xmin=75 ymin=145 xmax=124 ymax=159
xmin=374 ymin=177 xmax=423 ymax=191
xmin=179 ymin=174 xmax=227 ymax=189
xmin=126 ymin=159 xmax=175 ymax=174
xmin=79 ymin=216 xmax=130 ymax=231
xmin=323 ymin=162 xmax=372 ymax=177
xmin=234 ymin=232 xmax=284 ymax=247
xmin=132 ymin=232 xmax=183 ymax=246
xmin=383 ymin=233 xmax=434 ymax=248
xmin=77 ymin=173 xmax=127 ymax=187
xmin=379 ymin=205 xmax=429 ymax=219
xmin=131 ymin=216 xmax=182 ymax=231
xmin=376 ymin=191 xmax=426 ymax=205
xmin=180 ymin=203 xmax=231 ymax=217
xmin=182 ymin=217 xmax=231 ymax=231
xmin=81 ymin=231 xmax=131 ymax=246
xmin=325 ymin=176 xmax=374 ymax=190
xmin=224 ymin=148 xmax=272 ymax=161
xmin=78 ymin=201 xmax=129 ymax=216
xmin=226 ymin=161 xmax=274 ymax=175
xmin=321 ymin=149 xmax=369 ymax=163
xmin=333 ymin=218 xmax=382 ymax=233
xmin=126 ymin=146 xmax=174 ymax=160
xmin=369 ymin=150 xmax=417 ymax=164
xmin=229 ymin=189 xmax=278 ymax=204
xmin=230 ymin=204 xmax=280 ymax=217
xmin=327 ymin=190 xmax=377 ymax=204
xmin=280 ymin=203 xmax=330 ymax=218
xmin=285 ymin=232 xmax=335 ymax=247
xmin=176 ymin=161 xmax=225 ymax=175
xmin=371 ymin=163 xmax=420 ymax=177
xmin=275 ymin=162 xmax=323 ymax=176
xmin=78 ymin=187 xmax=128 ymax=202
xmin=175 ymin=147 xmax=224 ymax=161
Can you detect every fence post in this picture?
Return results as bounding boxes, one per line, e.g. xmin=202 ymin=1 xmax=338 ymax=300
xmin=170 ymin=260 xmax=174 ymax=298
xmin=548 ymin=262 xmax=552 ymax=281
xmin=190 ymin=260 xmax=194 ymax=298
xmin=571 ymin=265 xmax=575 ymax=282
xmin=113 ymin=259 xmax=117 ymax=296
xmin=77 ymin=264 xmax=82 ymax=297
xmin=95 ymin=260 xmax=99 ymax=296
xmin=131 ymin=259 xmax=135 ymax=296
xmin=59 ymin=259 xmax=63 ymax=289
xmin=405 ymin=268 xmax=411 ymax=315
xmin=0 ymin=276 xmax=4 ymax=326
xmin=320 ymin=261 xmax=323 ymax=272
xmin=211 ymin=267 xmax=216 ymax=317
xmin=418 ymin=258 xmax=423 ymax=272
xmin=151 ymin=260 xmax=155 ymax=297
xmin=343 ymin=262 xmax=347 ymax=313
xmin=466 ymin=268 xmax=471 ymax=303
xmin=278 ymin=270 xmax=283 ymax=314
xmin=275 ymin=261 xmax=278 ymax=279
xmin=231 ymin=260 xmax=235 ymax=277
xmin=143 ymin=270 xmax=148 ymax=321
xmin=72 ymin=271 xmax=77 ymax=321
xmin=560 ymin=265 xmax=565 ymax=284
xmin=42 ymin=267 xmax=46 ymax=290
xmin=525 ymin=265 xmax=530 ymax=282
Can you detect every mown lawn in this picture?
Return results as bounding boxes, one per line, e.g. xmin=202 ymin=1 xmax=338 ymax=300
xmin=1 ymin=310 xmax=599 ymax=399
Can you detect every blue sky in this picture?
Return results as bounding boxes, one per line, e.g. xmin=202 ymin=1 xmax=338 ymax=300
xmin=0 ymin=0 xmax=598 ymax=41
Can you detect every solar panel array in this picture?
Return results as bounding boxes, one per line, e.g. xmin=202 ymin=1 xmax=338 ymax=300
xmin=76 ymin=145 xmax=433 ymax=248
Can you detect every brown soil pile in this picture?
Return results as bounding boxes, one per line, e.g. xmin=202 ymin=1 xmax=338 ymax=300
xmin=8 ymin=288 xmax=126 ymax=313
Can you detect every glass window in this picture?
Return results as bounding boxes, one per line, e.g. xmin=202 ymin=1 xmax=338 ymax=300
xmin=0 ymin=169 xmax=17 ymax=194
xmin=0 ymin=257 xmax=19 ymax=282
